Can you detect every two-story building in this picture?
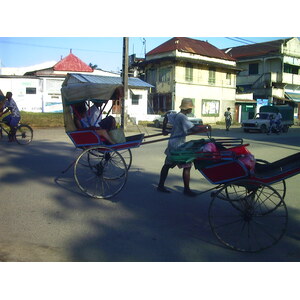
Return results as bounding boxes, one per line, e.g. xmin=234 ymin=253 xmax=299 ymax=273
xmin=140 ymin=37 xmax=240 ymax=123
xmin=224 ymin=37 xmax=300 ymax=119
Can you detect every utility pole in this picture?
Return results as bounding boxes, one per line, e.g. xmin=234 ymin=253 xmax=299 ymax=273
xmin=121 ymin=37 xmax=129 ymax=129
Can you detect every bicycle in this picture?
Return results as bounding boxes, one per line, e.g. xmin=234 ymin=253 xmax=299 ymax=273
xmin=0 ymin=120 xmax=33 ymax=145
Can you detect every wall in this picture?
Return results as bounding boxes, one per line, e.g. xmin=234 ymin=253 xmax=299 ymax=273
xmin=126 ymin=88 xmax=151 ymax=123
xmin=0 ymin=77 xmax=43 ymax=112
xmin=174 ymin=63 xmax=236 ymax=123
xmin=0 ymin=76 xmax=65 ymax=112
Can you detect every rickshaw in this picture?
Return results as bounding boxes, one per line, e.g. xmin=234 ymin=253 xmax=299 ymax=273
xmin=61 ymin=73 xmax=145 ymax=199
xmin=61 ymin=73 xmax=300 ymax=252
xmin=168 ymin=138 xmax=300 ymax=252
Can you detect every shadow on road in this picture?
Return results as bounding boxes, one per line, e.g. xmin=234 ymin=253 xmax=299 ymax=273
xmin=1 ymin=126 xmax=300 ymax=261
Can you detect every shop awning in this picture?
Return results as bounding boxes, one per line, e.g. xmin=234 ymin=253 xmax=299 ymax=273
xmin=285 ymin=92 xmax=300 ymax=102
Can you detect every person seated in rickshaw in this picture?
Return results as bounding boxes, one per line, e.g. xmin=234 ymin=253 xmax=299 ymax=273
xmin=72 ymin=102 xmax=116 ymax=145
xmin=81 ymin=101 xmax=102 ymax=127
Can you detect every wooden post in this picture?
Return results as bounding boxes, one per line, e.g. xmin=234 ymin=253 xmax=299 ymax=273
xmin=121 ymin=37 xmax=129 ymax=129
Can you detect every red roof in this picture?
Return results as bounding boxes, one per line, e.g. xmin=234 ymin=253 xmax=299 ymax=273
xmin=146 ymin=37 xmax=235 ymax=61
xmin=223 ymin=38 xmax=292 ymax=59
xmin=53 ymin=52 xmax=93 ymax=72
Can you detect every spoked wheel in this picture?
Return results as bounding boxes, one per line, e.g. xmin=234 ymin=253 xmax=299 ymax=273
xmin=15 ymin=125 xmax=33 ymax=145
xmin=87 ymin=148 xmax=132 ymax=171
xmin=224 ymin=180 xmax=284 ymax=215
xmin=255 ymin=159 xmax=286 ymax=200
xmin=74 ymin=146 xmax=128 ymax=199
xmin=115 ymin=149 xmax=132 ymax=170
xmin=209 ymin=183 xmax=288 ymax=252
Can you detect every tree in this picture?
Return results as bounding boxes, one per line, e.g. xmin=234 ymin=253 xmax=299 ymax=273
xmin=89 ymin=63 xmax=98 ymax=70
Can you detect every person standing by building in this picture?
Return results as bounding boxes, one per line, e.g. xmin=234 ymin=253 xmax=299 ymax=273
xmin=224 ymin=107 xmax=232 ymax=131
xmin=0 ymin=92 xmax=21 ymax=141
xmin=157 ymin=98 xmax=203 ymax=197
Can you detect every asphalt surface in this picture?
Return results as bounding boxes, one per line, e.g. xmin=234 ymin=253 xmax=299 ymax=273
xmin=1 ymin=124 xmax=300 ymax=262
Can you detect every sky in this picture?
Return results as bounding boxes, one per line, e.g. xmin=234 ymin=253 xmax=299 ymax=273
xmin=0 ymin=36 xmax=292 ymax=73
xmin=1 ymin=1 xmax=297 ymax=75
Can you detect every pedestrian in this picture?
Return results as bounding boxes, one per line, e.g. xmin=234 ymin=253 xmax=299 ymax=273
xmin=0 ymin=92 xmax=21 ymax=142
xmin=157 ymin=98 xmax=203 ymax=197
xmin=224 ymin=107 xmax=232 ymax=131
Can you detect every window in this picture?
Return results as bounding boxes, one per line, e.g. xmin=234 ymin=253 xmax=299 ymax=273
xmin=159 ymin=67 xmax=171 ymax=82
xmin=249 ymin=63 xmax=259 ymax=75
xmin=226 ymin=73 xmax=231 ymax=85
xmin=185 ymin=63 xmax=193 ymax=82
xmin=132 ymin=94 xmax=141 ymax=105
xmin=284 ymin=63 xmax=299 ymax=75
xmin=26 ymin=87 xmax=36 ymax=94
xmin=146 ymin=68 xmax=157 ymax=85
xmin=208 ymin=68 xmax=216 ymax=84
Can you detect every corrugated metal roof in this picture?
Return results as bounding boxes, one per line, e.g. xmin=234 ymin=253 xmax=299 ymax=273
xmin=223 ymin=38 xmax=293 ymax=59
xmin=67 ymin=73 xmax=153 ymax=88
xmin=146 ymin=37 xmax=235 ymax=61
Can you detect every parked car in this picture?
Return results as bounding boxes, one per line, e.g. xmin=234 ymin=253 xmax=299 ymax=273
xmin=241 ymin=105 xmax=293 ymax=133
xmin=153 ymin=110 xmax=203 ymax=128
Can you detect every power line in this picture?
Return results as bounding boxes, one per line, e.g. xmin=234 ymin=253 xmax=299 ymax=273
xmin=234 ymin=37 xmax=256 ymax=44
xmin=225 ymin=37 xmax=253 ymax=45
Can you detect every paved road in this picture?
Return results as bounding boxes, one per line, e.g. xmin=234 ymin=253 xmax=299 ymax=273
xmin=1 ymin=125 xmax=300 ymax=261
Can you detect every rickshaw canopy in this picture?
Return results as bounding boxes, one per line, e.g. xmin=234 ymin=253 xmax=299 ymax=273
xmin=61 ymin=73 xmax=123 ymax=105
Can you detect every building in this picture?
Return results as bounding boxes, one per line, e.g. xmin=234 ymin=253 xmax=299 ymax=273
xmin=224 ymin=37 xmax=300 ymax=119
xmin=0 ymin=51 xmax=120 ymax=113
xmin=138 ymin=37 xmax=240 ymax=123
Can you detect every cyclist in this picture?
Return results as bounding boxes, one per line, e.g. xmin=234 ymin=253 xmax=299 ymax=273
xmin=0 ymin=92 xmax=21 ymax=142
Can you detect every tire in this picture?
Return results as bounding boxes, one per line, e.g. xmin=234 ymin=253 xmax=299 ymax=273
xmin=209 ymin=184 xmax=288 ymax=252
xmin=74 ymin=146 xmax=128 ymax=199
xmin=15 ymin=124 xmax=33 ymax=145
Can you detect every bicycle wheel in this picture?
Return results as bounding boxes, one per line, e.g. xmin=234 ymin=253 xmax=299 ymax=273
xmin=74 ymin=146 xmax=128 ymax=199
xmin=15 ymin=124 xmax=33 ymax=145
xmin=209 ymin=184 xmax=288 ymax=252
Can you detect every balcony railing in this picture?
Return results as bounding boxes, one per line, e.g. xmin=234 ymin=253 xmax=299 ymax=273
xmin=237 ymin=72 xmax=300 ymax=87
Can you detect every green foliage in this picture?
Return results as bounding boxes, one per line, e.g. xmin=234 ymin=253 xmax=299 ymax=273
xmin=20 ymin=111 xmax=64 ymax=128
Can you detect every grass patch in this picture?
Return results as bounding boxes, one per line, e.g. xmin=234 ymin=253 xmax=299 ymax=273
xmin=20 ymin=111 xmax=64 ymax=128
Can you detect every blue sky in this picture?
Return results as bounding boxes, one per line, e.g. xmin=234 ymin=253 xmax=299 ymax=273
xmin=0 ymin=37 xmax=291 ymax=73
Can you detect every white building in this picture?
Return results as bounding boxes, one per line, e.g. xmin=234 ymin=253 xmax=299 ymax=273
xmin=0 ymin=51 xmax=119 ymax=113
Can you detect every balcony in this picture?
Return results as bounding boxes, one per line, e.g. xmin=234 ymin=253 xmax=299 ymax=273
xmin=237 ymin=72 xmax=300 ymax=88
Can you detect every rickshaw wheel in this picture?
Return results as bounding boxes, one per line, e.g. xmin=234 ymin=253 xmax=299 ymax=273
xmin=255 ymin=159 xmax=286 ymax=200
xmin=209 ymin=183 xmax=288 ymax=252
xmin=115 ymin=149 xmax=132 ymax=170
xmin=87 ymin=148 xmax=132 ymax=171
xmin=74 ymin=146 xmax=128 ymax=199
xmin=224 ymin=179 xmax=284 ymax=215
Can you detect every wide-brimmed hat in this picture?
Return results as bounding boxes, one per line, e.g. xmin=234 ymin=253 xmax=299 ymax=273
xmin=179 ymin=98 xmax=194 ymax=110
